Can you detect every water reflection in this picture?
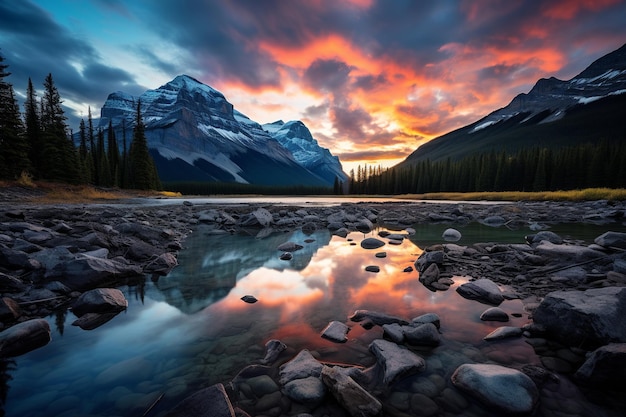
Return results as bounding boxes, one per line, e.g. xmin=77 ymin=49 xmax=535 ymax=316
xmin=3 ymin=221 xmax=624 ymax=416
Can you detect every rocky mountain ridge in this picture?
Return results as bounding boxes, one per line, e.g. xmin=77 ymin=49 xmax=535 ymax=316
xmin=402 ymin=43 xmax=626 ymax=164
xmin=98 ymin=75 xmax=347 ymax=187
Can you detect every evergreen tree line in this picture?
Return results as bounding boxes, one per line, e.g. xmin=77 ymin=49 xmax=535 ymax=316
xmin=165 ymin=181 xmax=332 ymax=196
xmin=0 ymin=53 xmax=160 ymax=190
xmin=346 ymin=141 xmax=626 ymax=195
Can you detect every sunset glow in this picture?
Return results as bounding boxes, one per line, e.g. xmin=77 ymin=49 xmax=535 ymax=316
xmin=2 ymin=0 xmax=626 ymax=172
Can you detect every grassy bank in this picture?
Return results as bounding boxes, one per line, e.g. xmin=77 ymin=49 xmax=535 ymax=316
xmin=395 ymin=188 xmax=626 ymax=202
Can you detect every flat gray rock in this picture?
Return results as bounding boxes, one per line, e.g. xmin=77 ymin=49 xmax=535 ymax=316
xmin=360 ymin=238 xmax=385 ymax=249
xmin=451 ymin=364 xmax=539 ymax=414
xmin=480 ymin=307 xmax=509 ymax=322
xmin=72 ymin=288 xmax=128 ymax=317
xmin=456 ymin=278 xmax=504 ymax=305
xmin=369 ymin=339 xmax=426 ymax=385
xmin=321 ymin=320 xmax=350 ymax=343
xmin=532 ymin=286 xmax=626 ymax=346
xmin=349 ymin=310 xmax=409 ymax=326
xmin=0 ymin=318 xmax=51 ymax=357
xmin=484 ymin=326 xmax=523 ymax=341
xmin=165 ymin=383 xmax=235 ymax=417
xmin=322 ymin=366 xmax=382 ymax=417
xmin=575 ymin=343 xmax=626 ymax=385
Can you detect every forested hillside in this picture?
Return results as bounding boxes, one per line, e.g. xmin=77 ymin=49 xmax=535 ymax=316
xmin=0 ymin=53 xmax=160 ymax=190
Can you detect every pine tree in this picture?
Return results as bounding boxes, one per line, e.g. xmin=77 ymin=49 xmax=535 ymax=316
xmin=24 ymin=78 xmax=41 ymax=177
xmin=106 ymin=120 xmax=120 ymax=186
xmin=77 ymin=118 xmax=93 ymax=183
xmin=39 ymin=73 xmax=80 ymax=183
xmin=96 ymin=128 xmax=112 ymax=186
xmin=128 ymin=100 xmax=160 ymax=190
xmin=0 ymin=53 xmax=29 ymax=179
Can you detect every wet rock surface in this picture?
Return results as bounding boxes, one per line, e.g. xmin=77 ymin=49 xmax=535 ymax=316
xmin=1 ymin=197 xmax=626 ymax=416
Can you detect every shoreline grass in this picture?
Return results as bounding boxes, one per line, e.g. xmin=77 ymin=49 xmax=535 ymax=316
xmin=394 ymin=188 xmax=626 ymax=202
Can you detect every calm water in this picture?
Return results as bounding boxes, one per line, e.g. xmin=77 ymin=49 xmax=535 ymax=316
xmin=3 ymin=221 xmax=626 ymax=416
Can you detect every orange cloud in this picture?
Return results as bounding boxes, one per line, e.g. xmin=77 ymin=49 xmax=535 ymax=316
xmin=542 ymin=0 xmax=620 ymax=19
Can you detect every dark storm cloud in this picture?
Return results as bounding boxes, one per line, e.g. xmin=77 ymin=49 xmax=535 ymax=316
xmin=0 ymin=1 xmax=143 ymax=128
xmin=303 ymin=101 xmax=329 ymax=119
xmin=303 ymin=59 xmax=353 ymax=92
xmin=353 ymin=74 xmax=388 ymax=91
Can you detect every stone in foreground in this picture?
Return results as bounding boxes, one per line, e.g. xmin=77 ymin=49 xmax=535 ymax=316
xmin=574 ymin=343 xmax=626 ymax=386
xmin=451 ymin=364 xmax=539 ymax=415
xmin=369 ymin=339 xmax=425 ymax=385
xmin=165 ymin=383 xmax=235 ymax=417
xmin=322 ymin=366 xmax=382 ymax=417
xmin=532 ymin=286 xmax=626 ymax=347
xmin=0 ymin=318 xmax=51 ymax=357
xmin=456 ymin=278 xmax=504 ymax=305
xmin=71 ymin=288 xmax=128 ymax=317
xmin=321 ymin=320 xmax=351 ymax=343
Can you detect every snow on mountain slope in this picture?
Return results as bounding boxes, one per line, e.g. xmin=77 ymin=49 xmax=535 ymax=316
xmin=474 ymin=43 xmax=626 ymax=131
xmin=97 ymin=75 xmax=341 ymax=186
xmin=263 ymin=120 xmax=348 ymax=184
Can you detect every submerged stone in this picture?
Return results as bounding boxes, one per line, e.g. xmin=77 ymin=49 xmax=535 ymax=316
xmin=241 ymin=295 xmax=258 ymax=304
xmin=451 ymin=364 xmax=538 ymax=414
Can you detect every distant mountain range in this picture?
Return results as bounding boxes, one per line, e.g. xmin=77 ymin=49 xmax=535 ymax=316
xmin=400 ymin=43 xmax=626 ymax=166
xmin=97 ymin=75 xmax=348 ymax=187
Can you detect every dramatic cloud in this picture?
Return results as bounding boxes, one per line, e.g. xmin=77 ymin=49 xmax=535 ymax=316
xmin=2 ymin=0 xmax=626 ymax=172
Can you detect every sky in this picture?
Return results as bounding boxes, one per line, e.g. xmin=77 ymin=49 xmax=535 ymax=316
xmin=1 ymin=0 xmax=626 ymax=173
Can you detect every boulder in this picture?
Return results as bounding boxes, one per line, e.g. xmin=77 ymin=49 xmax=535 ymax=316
xmin=442 ymin=228 xmax=462 ymax=242
xmin=594 ymin=231 xmax=626 ymax=249
xmin=574 ymin=343 xmax=626 ymax=386
xmin=356 ymin=218 xmax=374 ymax=233
xmin=321 ymin=366 xmax=382 ymax=417
xmin=482 ymin=215 xmax=506 ymax=226
xmin=349 ymin=310 xmax=409 ymax=326
xmin=480 ymin=307 xmax=509 ymax=322
xmin=484 ymin=326 xmax=523 ymax=341
xmin=260 ymin=339 xmax=287 ymax=365
xmin=419 ymin=263 xmax=440 ymax=287
xmin=0 ymin=318 xmax=51 ymax=357
xmin=71 ymin=288 xmax=128 ymax=317
xmin=144 ymin=252 xmax=178 ymax=275
xmin=414 ymin=250 xmax=444 ymax=272
xmin=532 ymin=287 xmax=626 ymax=347
xmin=277 ymin=241 xmax=303 ymax=252
xmin=279 ymin=350 xmax=323 ymax=385
xmin=382 ymin=323 xmax=405 ymax=343
xmin=279 ymin=350 xmax=325 ymax=404
xmin=283 ymin=376 xmax=326 ymax=405
xmin=0 ymin=247 xmax=31 ymax=270
xmin=360 ymin=238 xmax=385 ymax=250
xmin=72 ymin=312 xmax=119 ymax=330
xmin=456 ymin=278 xmax=504 ymax=305
xmin=239 ymin=208 xmax=273 ymax=228
xmin=411 ymin=313 xmax=441 ymax=329
xmin=369 ymin=339 xmax=426 ymax=385
xmin=535 ymin=241 xmax=604 ymax=261
xmin=48 ymin=254 xmax=143 ymax=291
xmin=529 ymin=231 xmax=563 ymax=245
xmin=451 ymin=364 xmax=538 ymax=414
xmin=403 ymin=323 xmax=440 ymax=346
xmin=0 ymin=297 xmax=21 ymax=320
xmin=165 ymin=383 xmax=235 ymax=417
xmin=321 ymin=321 xmax=350 ymax=343
xmin=0 ymin=272 xmax=28 ymax=292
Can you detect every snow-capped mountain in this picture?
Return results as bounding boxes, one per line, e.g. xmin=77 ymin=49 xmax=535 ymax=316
xmin=401 ymin=43 xmax=626 ymax=164
xmin=263 ymin=120 xmax=348 ymax=185
xmin=98 ymin=75 xmax=346 ymax=186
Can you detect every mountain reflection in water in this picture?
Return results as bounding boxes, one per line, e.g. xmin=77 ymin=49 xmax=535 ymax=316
xmin=3 ymin=221 xmax=623 ymax=417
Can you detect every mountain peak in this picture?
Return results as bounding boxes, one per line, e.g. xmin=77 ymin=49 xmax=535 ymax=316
xmin=163 ymin=74 xmax=224 ymax=98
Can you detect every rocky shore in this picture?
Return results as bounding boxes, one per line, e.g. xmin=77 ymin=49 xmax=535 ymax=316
xmin=1 ymin=196 xmax=626 ymax=416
